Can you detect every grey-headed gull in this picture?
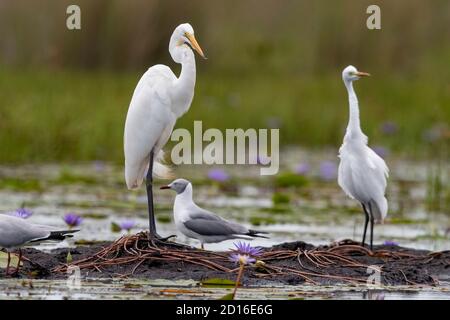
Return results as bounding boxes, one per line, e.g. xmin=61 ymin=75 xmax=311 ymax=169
xmin=160 ymin=179 xmax=268 ymax=249
xmin=0 ymin=214 xmax=79 ymax=275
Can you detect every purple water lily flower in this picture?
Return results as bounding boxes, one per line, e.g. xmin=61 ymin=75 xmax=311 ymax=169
xmin=208 ymin=169 xmax=229 ymax=182
xmin=63 ymin=213 xmax=83 ymax=228
xmin=257 ymin=155 xmax=270 ymax=165
xmin=119 ymin=220 xmax=136 ymax=232
xmin=373 ymin=146 xmax=389 ymax=159
xmin=383 ymin=240 xmax=398 ymax=246
xmin=13 ymin=208 xmax=33 ymax=219
xmin=380 ymin=121 xmax=398 ymax=135
xmin=229 ymin=253 xmax=256 ymax=265
xmin=295 ymin=162 xmax=310 ymax=176
xmin=319 ymin=161 xmax=337 ymax=181
xmin=232 ymin=241 xmax=263 ymax=257
xmin=93 ymin=160 xmax=106 ymax=172
xmin=229 ymin=241 xmax=262 ymax=265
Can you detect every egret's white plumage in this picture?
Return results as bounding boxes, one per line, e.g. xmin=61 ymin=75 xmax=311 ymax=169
xmin=338 ymin=65 xmax=389 ymax=248
xmin=123 ymin=23 xmax=205 ymax=240
xmin=124 ymin=23 xmax=205 ymax=190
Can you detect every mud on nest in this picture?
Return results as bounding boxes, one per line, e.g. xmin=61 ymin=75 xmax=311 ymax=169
xmin=8 ymin=232 xmax=450 ymax=286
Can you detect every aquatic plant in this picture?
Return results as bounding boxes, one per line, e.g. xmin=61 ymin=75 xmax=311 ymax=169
xmin=119 ymin=220 xmax=136 ymax=233
xmin=272 ymin=192 xmax=290 ymax=205
xmin=207 ymin=169 xmax=229 ymax=182
xmin=295 ymin=162 xmax=310 ymax=176
xmin=380 ymin=121 xmax=398 ymax=135
xmin=229 ymin=241 xmax=262 ymax=299
xmin=275 ymin=172 xmax=308 ymax=188
xmin=63 ymin=213 xmax=83 ymax=229
xmin=383 ymin=240 xmax=399 ymax=246
xmin=13 ymin=208 xmax=33 ymax=219
xmin=319 ymin=161 xmax=337 ymax=181
xmin=373 ymin=146 xmax=389 ymax=159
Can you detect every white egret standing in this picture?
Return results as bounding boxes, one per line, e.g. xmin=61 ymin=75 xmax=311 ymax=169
xmin=338 ymin=65 xmax=389 ymax=250
xmin=124 ymin=23 xmax=206 ymax=242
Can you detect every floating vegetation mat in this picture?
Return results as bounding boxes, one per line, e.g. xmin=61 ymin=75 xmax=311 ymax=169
xmin=46 ymin=233 xmax=450 ymax=286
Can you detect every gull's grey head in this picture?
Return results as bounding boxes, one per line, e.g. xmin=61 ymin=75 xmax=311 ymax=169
xmin=160 ymin=178 xmax=191 ymax=194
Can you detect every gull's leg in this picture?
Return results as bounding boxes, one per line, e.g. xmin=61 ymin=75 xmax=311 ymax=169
xmin=11 ymin=249 xmax=22 ymax=275
xmin=201 ymin=243 xmax=204 ymax=250
xmin=368 ymin=202 xmax=374 ymax=251
xmin=16 ymin=249 xmax=22 ymax=273
xmin=146 ymin=150 xmax=176 ymax=243
xmin=361 ymin=203 xmax=370 ymax=248
xmin=6 ymin=252 xmax=11 ymax=275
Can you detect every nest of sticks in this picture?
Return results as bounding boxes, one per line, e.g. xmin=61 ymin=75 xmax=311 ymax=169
xmin=53 ymin=232 xmax=446 ymax=285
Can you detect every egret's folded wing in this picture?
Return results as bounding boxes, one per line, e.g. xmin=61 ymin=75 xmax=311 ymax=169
xmin=124 ymin=65 xmax=177 ymax=189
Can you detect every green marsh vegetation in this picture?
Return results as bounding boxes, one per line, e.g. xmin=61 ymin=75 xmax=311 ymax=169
xmin=0 ymin=1 xmax=448 ymax=216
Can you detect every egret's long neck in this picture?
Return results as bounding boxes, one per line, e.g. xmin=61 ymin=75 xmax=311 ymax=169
xmin=173 ymin=49 xmax=196 ymax=117
xmin=344 ymin=81 xmax=363 ymax=138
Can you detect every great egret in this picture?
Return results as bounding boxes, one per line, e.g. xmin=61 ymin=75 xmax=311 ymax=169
xmin=0 ymin=214 xmax=78 ymax=275
xmin=124 ymin=23 xmax=206 ymax=242
xmin=338 ymin=65 xmax=389 ymax=250
xmin=160 ymin=179 xmax=269 ymax=249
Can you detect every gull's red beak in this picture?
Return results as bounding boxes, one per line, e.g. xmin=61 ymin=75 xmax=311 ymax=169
xmin=160 ymin=185 xmax=171 ymax=190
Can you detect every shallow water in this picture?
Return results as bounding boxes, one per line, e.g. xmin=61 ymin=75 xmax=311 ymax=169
xmin=0 ymin=278 xmax=448 ymax=300
xmin=0 ymin=148 xmax=448 ymax=299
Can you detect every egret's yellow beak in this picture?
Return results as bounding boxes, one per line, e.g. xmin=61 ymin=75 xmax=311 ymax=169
xmin=355 ymin=71 xmax=371 ymax=77
xmin=185 ymin=33 xmax=207 ymax=59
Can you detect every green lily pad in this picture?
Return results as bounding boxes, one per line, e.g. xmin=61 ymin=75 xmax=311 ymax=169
xmin=82 ymin=213 xmax=108 ymax=219
xmin=275 ymin=173 xmax=309 ymax=188
xmin=201 ymin=278 xmax=236 ymax=288
xmin=111 ymin=222 xmax=121 ymax=232
xmin=219 ymin=293 xmax=235 ymax=300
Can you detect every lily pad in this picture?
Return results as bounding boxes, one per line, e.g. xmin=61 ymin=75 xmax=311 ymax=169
xmin=201 ymin=278 xmax=236 ymax=288
xmin=219 ymin=293 xmax=235 ymax=300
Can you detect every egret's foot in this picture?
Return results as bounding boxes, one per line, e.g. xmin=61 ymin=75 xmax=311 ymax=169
xmin=148 ymin=234 xmax=185 ymax=248
xmin=148 ymin=232 xmax=176 ymax=241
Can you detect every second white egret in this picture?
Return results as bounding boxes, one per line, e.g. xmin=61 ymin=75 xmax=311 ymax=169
xmin=338 ymin=65 xmax=389 ymax=250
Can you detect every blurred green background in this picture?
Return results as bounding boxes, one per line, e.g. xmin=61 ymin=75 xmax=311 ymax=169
xmin=0 ymin=0 xmax=448 ymax=163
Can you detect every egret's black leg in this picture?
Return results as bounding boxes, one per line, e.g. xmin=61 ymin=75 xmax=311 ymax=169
xmin=146 ymin=151 xmax=157 ymax=239
xmin=145 ymin=150 xmax=176 ymax=243
xmin=361 ymin=203 xmax=370 ymax=248
xmin=368 ymin=202 xmax=374 ymax=251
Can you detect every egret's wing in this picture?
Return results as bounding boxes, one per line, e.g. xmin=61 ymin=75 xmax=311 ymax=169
xmin=367 ymin=147 xmax=389 ymax=186
xmin=124 ymin=65 xmax=177 ymax=189
xmin=338 ymin=144 xmax=388 ymax=203
xmin=338 ymin=145 xmax=357 ymax=200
